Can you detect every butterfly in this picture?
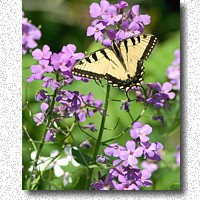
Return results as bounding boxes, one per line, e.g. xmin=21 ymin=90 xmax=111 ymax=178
xmin=72 ymin=34 xmax=157 ymax=93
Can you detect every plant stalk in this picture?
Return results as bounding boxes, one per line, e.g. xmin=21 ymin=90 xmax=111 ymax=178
xmin=28 ymin=88 xmax=58 ymax=190
xmin=86 ymin=84 xmax=110 ymax=189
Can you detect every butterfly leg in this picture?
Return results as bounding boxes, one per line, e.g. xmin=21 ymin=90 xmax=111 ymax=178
xmin=94 ymin=79 xmax=104 ymax=88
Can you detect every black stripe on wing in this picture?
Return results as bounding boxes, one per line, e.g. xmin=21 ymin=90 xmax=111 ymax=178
xmin=72 ymin=68 xmax=104 ymax=80
xmin=140 ymin=35 xmax=157 ymax=60
xmin=124 ymin=34 xmax=157 ymax=61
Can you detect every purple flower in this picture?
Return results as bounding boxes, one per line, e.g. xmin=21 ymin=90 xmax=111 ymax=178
xmin=87 ymin=1 xmax=151 ymax=48
xmin=130 ymin=122 xmax=152 ymax=142
xmin=109 ymin=160 xmax=126 ymax=183
xmin=115 ymin=0 xmax=129 ymax=9
xmin=75 ymin=109 xmax=87 ymax=122
xmin=33 ymin=112 xmax=45 ymax=126
xmin=45 ymin=128 xmax=57 ymax=142
xmin=141 ymin=160 xmax=158 ymax=173
xmin=155 ymin=82 xmax=176 ymax=99
xmin=96 ymin=154 xmax=110 ymax=164
xmin=167 ymin=66 xmax=180 ymax=91
xmin=132 ymin=5 xmax=151 ymax=25
xmin=120 ymin=100 xmax=131 ymax=112
xmin=117 ymin=20 xmax=135 ymax=39
xmin=32 ymin=45 xmax=52 ymax=60
xmin=135 ymin=169 xmax=152 ymax=188
xmin=56 ymin=90 xmax=80 ymax=110
xmin=89 ymin=0 xmax=110 ymax=18
xmin=94 ymin=99 xmax=103 ymax=110
xmin=61 ymin=71 xmax=74 ymax=85
xmin=102 ymin=5 xmax=122 ymax=26
xmin=141 ymin=141 xmax=163 ymax=161
xmin=174 ymin=144 xmax=180 ymax=166
xmin=73 ymin=75 xmax=89 ymax=83
xmin=87 ymin=20 xmax=106 ymax=42
xmin=120 ymin=140 xmax=143 ymax=166
xmin=51 ymin=53 xmax=69 ymax=71
xmin=61 ymin=44 xmax=84 ymax=67
xmin=35 ymin=90 xmax=48 ymax=101
xmin=83 ymin=123 xmax=97 ymax=132
xmin=91 ymin=173 xmax=114 ymax=190
xmin=172 ymin=49 xmax=180 ymax=66
xmin=102 ymin=28 xmax=117 ymax=46
xmin=41 ymin=102 xmax=49 ymax=114
xmin=22 ymin=12 xmax=41 ymax=54
xmin=104 ymin=143 xmax=125 ymax=157
xmin=130 ymin=5 xmax=151 ymax=34
xmin=146 ymin=82 xmax=175 ymax=110
xmin=28 ymin=60 xmax=53 ymax=81
xmin=55 ymin=92 xmax=104 ymax=122
xmin=81 ymin=93 xmax=103 ymax=113
xmin=81 ymin=93 xmax=95 ymax=105
xmin=167 ymin=49 xmax=180 ymax=91
xmin=123 ymin=165 xmax=140 ymax=181
xmin=113 ymin=181 xmax=139 ymax=190
xmin=53 ymin=104 xmax=69 ymax=118
xmin=42 ymin=77 xmax=61 ymax=90
xmin=80 ymin=140 xmax=92 ymax=149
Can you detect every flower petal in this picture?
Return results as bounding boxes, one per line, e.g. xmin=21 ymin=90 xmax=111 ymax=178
xmin=128 ymin=155 xmax=138 ymax=166
xmin=132 ymin=5 xmax=140 ymax=16
xmin=54 ymin=164 xmax=64 ymax=177
xmin=126 ymin=140 xmax=136 ymax=150
xmin=142 ymin=124 xmax=152 ymax=135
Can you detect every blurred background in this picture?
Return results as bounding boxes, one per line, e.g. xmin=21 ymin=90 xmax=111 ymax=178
xmin=23 ymin=0 xmax=179 ymax=52
xmin=22 ymin=0 xmax=180 ymax=190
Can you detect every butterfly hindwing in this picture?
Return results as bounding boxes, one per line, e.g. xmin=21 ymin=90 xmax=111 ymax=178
xmin=72 ymin=34 xmax=157 ymax=91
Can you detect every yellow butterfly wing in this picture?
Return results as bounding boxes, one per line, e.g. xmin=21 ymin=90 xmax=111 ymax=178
xmin=72 ymin=34 xmax=157 ymax=91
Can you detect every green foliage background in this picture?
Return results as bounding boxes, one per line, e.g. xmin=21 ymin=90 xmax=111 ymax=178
xmin=22 ymin=0 xmax=180 ymax=190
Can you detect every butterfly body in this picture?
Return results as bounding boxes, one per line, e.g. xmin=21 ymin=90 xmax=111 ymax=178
xmin=72 ymin=34 xmax=157 ymax=92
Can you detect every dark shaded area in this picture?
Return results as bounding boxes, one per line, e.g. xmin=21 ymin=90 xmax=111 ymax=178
xmin=23 ymin=0 xmax=179 ymax=52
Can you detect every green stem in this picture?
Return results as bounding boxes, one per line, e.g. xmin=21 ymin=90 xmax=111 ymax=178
xmin=28 ymin=88 xmax=58 ymax=190
xmin=86 ymin=84 xmax=110 ymax=190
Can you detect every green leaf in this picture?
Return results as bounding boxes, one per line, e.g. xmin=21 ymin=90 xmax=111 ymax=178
xmin=88 ymin=164 xmax=99 ymax=169
xmin=72 ymin=148 xmax=92 ymax=166
xmin=171 ymin=183 xmax=180 ymax=190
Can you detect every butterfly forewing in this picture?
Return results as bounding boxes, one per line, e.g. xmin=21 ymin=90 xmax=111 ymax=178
xmin=72 ymin=48 xmax=112 ymax=80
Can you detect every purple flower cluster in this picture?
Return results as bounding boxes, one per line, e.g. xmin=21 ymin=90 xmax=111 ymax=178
xmin=146 ymin=82 xmax=175 ymax=110
xmin=22 ymin=11 xmax=42 ymax=54
xmin=34 ymin=90 xmax=103 ymax=125
xmin=91 ymin=121 xmax=163 ymax=190
xmin=29 ymin=44 xmax=104 ymax=141
xmin=27 ymin=44 xmax=86 ymax=85
xmin=87 ymin=0 xmax=151 ymax=46
xmin=34 ymin=90 xmax=103 ymax=141
xmin=134 ymin=82 xmax=175 ymax=111
xmin=167 ymin=49 xmax=180 ymax=91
